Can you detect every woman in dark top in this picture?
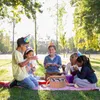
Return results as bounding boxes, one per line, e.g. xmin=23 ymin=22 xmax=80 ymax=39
xmin=73 ymin=55 xmax=98 ymax=88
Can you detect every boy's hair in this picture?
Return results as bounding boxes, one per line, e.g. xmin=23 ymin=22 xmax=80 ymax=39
xmin=17 ymin=37 xmax=29 ymax=47
xmin=48 ymin=45 xmax=56 ymax=50
xmin=70 ymin=53 xmax=78 ymax=59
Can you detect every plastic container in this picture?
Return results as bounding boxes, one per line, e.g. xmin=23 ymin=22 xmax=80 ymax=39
xmin=66 ymin=75 xmax=74 ymax=83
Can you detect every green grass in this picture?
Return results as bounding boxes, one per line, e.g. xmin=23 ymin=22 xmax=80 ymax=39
xmin=0 ymin=59 xmax=11 ymax=67
xmin=0 ymin=58 xmax=100 ymax=100
xmin=0 ymin=59 xmax=13 ymax=81
xmin=0 ymin=88 xmax=100 ymax=100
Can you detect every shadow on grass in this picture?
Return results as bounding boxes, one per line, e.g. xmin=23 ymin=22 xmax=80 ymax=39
xmin=0 ymin=87 xmax=100 ymax=100
xmin=79 ymin=91 xmax=100 ymax=100
xmin=7 ymin=88 xmax=40 ymax=100
xmin=38 ymin=90 xmax=100 ymax=100
xmin=0 ymin=87 xmax=6 ymax=92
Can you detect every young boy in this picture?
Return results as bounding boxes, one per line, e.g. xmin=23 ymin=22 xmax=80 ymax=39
xmin=44 ymin=44 xmax=62 ymax=79
xmin=10 ymin=37 xmax=38 ymax=89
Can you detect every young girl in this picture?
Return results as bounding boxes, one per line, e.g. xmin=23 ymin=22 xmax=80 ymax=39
xmin=24 ymin=47 xmax=40 ymax=87
xmin=73 ymin=55 xmax=98 ymax=89
xmin=24 ymin=48 xmax=36 ymax=73
xmin=24 ymin=48 xmax=44 ymax=80
xmin=44 ymin=44 xmax=62 ymax=79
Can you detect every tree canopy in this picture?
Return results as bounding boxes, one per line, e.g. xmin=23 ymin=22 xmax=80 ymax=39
xmin=70 ymin=0 xmax=100 ymax=51
xmin=0 ymin=0 xmax=42 ymax=21
xmin=0 ymin=30 xmax=11 ymax=53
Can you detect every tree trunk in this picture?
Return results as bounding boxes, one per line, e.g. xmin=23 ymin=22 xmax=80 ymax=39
xmin=12 ymin=18 xmax=15 ymax=52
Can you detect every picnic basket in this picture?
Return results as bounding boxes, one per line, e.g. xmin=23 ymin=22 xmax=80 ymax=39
xmin=46 ymin=75 xmax=67 ymax=88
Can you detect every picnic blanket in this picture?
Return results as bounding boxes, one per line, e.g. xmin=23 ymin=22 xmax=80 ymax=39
xmin=0 ymin=81 xmax=99 ymax=91
xmin=0 ymin=81 xmax=10 ymax=88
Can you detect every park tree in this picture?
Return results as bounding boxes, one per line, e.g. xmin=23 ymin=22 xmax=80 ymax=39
xmin=4 ymin=33 xmax=11 ymax=51
xmin=0 ymin=31 xmax=4 ymax=53
xmin=59 ymin=32 xmax=67 ymax=56
xmin=29 ymin=36 xmax=34 ymax=49
xmin=0 ymin=30 xmax=11 ymax=53
xmin=47 ymin=1 xmax=67 ymax=54
xmin=70 ymin=0 xmax=100 ymax=52
xmin=0 ymin=0 xmax=42 ymax=53
xmin=85 ymin=33 xmax=99 ymax=51
xmin=68 ymin=37 xmax=75 ymax=52
xmin=0 ymin=30 xmax=4 ymax=43
xmin=57 ymin=1 xmax=68 ymax=55
xmin=0 ymin=0 xmax=42 ymax=19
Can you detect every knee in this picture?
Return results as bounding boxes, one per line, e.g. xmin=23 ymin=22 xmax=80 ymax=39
xmin=28 ymin=83 xmax=36 ymax=89
xmin=73 ymin=78 xmax=80 ymax=83
xmin=34 ymin=81 xmax=39 ymax=87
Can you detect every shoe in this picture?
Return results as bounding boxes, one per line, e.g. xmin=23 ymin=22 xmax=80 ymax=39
xmin=9 ymin=80 xmax=17 ymax=88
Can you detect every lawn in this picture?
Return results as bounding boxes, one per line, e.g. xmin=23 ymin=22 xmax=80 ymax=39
xmin=0 ymin=58 xmax=100 ymax=100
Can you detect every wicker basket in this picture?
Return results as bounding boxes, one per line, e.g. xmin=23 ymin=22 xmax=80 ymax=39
xmin=47 ymin=75 xmax=67 ymax=88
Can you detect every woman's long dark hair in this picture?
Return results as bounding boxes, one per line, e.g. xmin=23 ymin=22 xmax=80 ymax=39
xmin=77 ymin=55 xmax=94 ymax=72
xmin=24 ymin=50 xmax=33 ymax=59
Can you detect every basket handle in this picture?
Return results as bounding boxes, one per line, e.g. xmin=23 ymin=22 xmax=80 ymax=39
xmin=45 ymin=76 xmax=51 ymax=87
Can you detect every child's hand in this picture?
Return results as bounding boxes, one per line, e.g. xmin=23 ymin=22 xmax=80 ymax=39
xmin=53 ymin=63 xmax=60 ymax=67
xmin=32 ymin=67 xmax=36 ymax=72
xmin=26 ymin=67 xmax=31 ymax=72
xmin=62 ymin=65 xmax=66 ymax=72
xmin=30 ymin=56 xmax=38 ymax=60
xmin=46 ymin=63 xmax=52 ymax=67
xmin=62 ymin=65 xmax=66 ymax=68
xmin=73 ymin=66 xmax=78 ymax=71
xmin=54 ymin=64 xmax=58 ymax=67
xmin=62 ymin=71 xmax=66 ymax=75
xmin=51 ymin=63 xmax=56 ymax=66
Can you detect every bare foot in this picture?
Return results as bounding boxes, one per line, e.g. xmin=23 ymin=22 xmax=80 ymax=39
xmin=74 ymin=84 xmax=79 ymax=88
